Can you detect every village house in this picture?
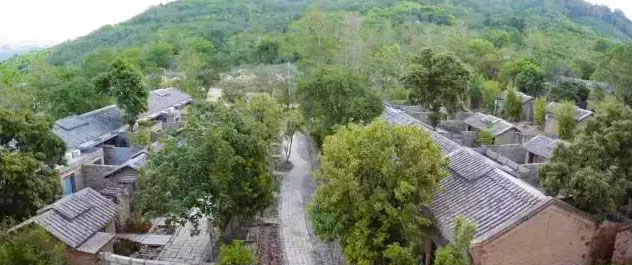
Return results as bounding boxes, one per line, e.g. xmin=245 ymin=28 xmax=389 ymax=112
xmin=544 ymin=102 xmax=594 ymax=136
xmin=52 ymin=87 xmax=192 ymax=195
xmin=497 ymin=90 xmax=534 ymax=122
xmin=463 ymin=112 xmax=522 ymax=145
xmin=10 ymin=188 xmax=119 ymax=265
xmin=522 ymin=134 xmax=567 ymax=163
xmin=384 ymin=106 xmax=599 ymax=265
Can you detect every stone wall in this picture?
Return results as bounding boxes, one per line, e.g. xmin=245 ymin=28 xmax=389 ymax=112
xmin=102 ymin=146 xmax=133 ymax=165
xmin=519 ymin=163 xmax=543 ymax=188
xmin=437 ymin=121 xmax=466 ymax=134
xmin=82 ymin=164 xmax=121 ymax=191
xmin=99 ymin=253 xmax=214 ymax=265
xmin=612 ymin=227 xmax=632 ymax=264
xmin=486 ymin=144 xmax=527 ymax=164
xmin=461 ymin=131 xmax=478 ymax=148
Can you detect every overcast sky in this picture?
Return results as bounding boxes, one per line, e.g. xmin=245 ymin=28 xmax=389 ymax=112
xmin=0 ymin=0 xmax=630 ymax=47
xmin=0 ymin=0 xmax=172 ymax=46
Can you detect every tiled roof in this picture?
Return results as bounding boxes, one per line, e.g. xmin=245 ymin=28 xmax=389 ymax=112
xmin=547 ymin=102 xmax=593 ymax=121
xmin=34 ymin=188 xmax=119 ymax=249
xmin=383 ymin=106 xmax=550 ymax=243
xmin=523 ymin=135 xmax=566 ymax=159
xmin=53 ymin=88 xmax=192 ymax=150
xmin=463 ymin=112 xmax=518 ymax=136
xmin=53 ymin=106 xmax=126 ymax=150
xmin=138 ymin=87 xmax=193 ymax=120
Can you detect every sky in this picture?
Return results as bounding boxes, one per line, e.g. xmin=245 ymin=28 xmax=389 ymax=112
xmin=0 ymin=0 xmax=630 ymax=47
xmin=0 ymin=0 xmax=172 ymax=47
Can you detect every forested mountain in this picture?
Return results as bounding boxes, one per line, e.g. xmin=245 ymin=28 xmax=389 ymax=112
xmin=1 ymin=0 xmax=631 ymax=119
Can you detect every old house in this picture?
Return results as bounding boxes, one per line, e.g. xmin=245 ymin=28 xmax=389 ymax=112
xmin=497 ymin=90 xmax=534 ymax=121
xmin=522 ymin=134 xmax=566 ymax=163
xmin=544 ymin=102 xmax=593 ymax=136
xmin=11 ymin=188 xmax=119 ymax=265
xmin=52 ymin=87 xmax=192 ymax=195
xmin=384 ymin=106 xmax=599 ymax=265
xmin=463 ymin=112 xmax=522 ymax=145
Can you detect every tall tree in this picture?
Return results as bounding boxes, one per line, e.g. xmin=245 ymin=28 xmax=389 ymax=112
xmin=94 ymin=57 xmax=149 ymax=124
xmin=434 ymin=216 xmax=477 ymax=265
xmin=297 ymin=66 xmax=382 ymax=145
xmin=534 ymin=97 xmax=547 ymax=126
xmin=136 ymin=103 xmax=276 ymax=231
xmin=549 ymin=80 xmax=590 ymax=106
xmin=515 ymin=63 xmax=545 ymax=97
xmin=554 ymin=101 xmax=577 ymax=140
xmin=309 ymin=120 xmax=447 ymax=265
xmin=593 ymin=43 xmax=632 ymax=107
xmin=0 ymin=109 xmax=65 ymax=220
xmin=402 ymin=49 xmax=469 ymax=127
xmin=540 ymin=101 xmax=632 ymax=219
xmin=505 ymin=88 xmax=522 ymax=121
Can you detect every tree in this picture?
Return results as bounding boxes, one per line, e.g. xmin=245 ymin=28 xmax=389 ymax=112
xmin=540 ymin=102 xmax=632 ymax=218
xmin=481 ymin=80 xmax=501 ymax=112
xmin=505 ymin=88 xmax=522 ymax=121
xmin=477 ymin=129 xmax=494 ymax=146
xmin=94 ymin=57 xmax=149 ymax=124
xmin=309 ymin=120 xmax=447 ymax=265
xmin=515 ymin=63 xmax=545 ymax=97
xmin=434 ymin=216 xmax=477 ymax=265
xmin=136 ymin=103 xmax=276 ymax=231
xmin=297 ymin=66 xmax=382 ymax=145
xmin=402 ymin=49 xmax=469 ymax=127
xmin=534 ymin=97 xmax=547 ymax=126
xmin=467 ymin=73 xmax=485 ymax=109
xmin=0 ymin=226 xmax=66 ymax=265
xmin=549 ymin=80 xmax=590 ymax=106
xmin=239 ymin=95 xmax=283 ymax=142
xmin=283 ymin=109 xmax=303 ymax=162
xmin=217 ymin=241 xmax=256 ymax=265
xmin=554 ymin=101 xmax=577 ymax=140
xmin=0 ymin=109 xmax=65 ymax=220
xmin=140 ymin=41 xmax=174 ymax=70
xmin=592 ymin=43 xmax=632 ymax=107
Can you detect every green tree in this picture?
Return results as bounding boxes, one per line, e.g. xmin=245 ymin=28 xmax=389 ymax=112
xmin=239 ymin=95 xmax=283 ymax=142
xmin=534 ymin=97 xmax=547 ymax=126
xmin=549 ymin=80 xmax=590 ymax=105
xmin=481 ymin=80 xmax=501 ymax=112
xmin=467 ymin=73 xmax=485 ymax=109
xmin=402 ymin=49 xmax=469 ymax=127
xmin=515 ymin=63 xmax=545 ymax=97
xmin=140 ymin=41 xmax=174 ymax=70
xmin=0 ymin=226 xmax=66 ymax=265
xmin=593 ymin=43 xmax=632 ymax=107
xmin=477 ymin=129 xmax=495 ymax=146
xmin=554 ymin=101 xmax=577 ymax=140
xmin=434 ymin=216 xmax=477 ymax=265
xmin=505 ymin=88 xmax=522 ymax=121
xmin=136 ymin=103 xmax=276 ymax=231
xmin=0 ymin=109 xmax=65 ymax=220
xmin=540 ymin=102 xmax=632 ymax=218
xmin=297 ymin=66 xmax=382 ymax=145
xmin=94 ymin=57 xmax=149 ymax=124
xmin=283 ymin=109 xmax=303 ymax=162
xmin=217 ymin=241 xmax=256 ymax=265
xmin=309 ymin=120 xmax=447 ymax=265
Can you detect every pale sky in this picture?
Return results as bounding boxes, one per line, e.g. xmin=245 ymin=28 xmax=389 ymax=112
xmin=0 ymin=0 xmax=630 ymax=47
xmin=0 ymin=0 xmax=172 ymax=46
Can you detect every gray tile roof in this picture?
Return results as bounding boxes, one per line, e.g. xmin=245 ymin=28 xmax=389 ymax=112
xmin=463 ymin=112 xmax=518 ymax=136
xmin=138 ymin=87 xmax=193 ymax=120
xmin=33 ymin=188 xmax=119 ymax=249
xmin=383 ymin=106 xmax=550 ymax=243
xmin=523 ymin=135 xmax=566 ymax=159
xmin=53 ymin=105 xmax=126 ymax=150
xmin=53 ymin=88 xmax=192 ymax=151
xmin=547 ymin=102 xmax=593 ymax=121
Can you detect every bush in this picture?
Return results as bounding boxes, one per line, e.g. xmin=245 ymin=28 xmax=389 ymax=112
xmin=0 ymin=226 xmax=66 ymax=265
xmin=477 ymin=129 xmax=495 ymax=146
xmin=218 ymin=240 xmax=256 ymax=265
xmin=534 ymin=97 xmax=547 ymax=126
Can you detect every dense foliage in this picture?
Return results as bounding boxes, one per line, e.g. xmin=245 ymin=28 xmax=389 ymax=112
xmin=434 ymin=216 xmax=477 ymax=265
xmin=539 ymin=101 xmax=632 ymax=219
xmin=136 ymin=102 xmax=277 ymax=231
xmin=0 ymin=226 xmax=66 ymax=265
xmin=553 ymin=101 xmax=578 ymax=141
xmin=95 ymin=57 xmax=149 ymax=124
xmin=0 ymin=109 xmax=64 ymax=220
xmin=505 ymin=88 xmax=522 ymax=121
xmin=402 ymin=49 xmax=469 ymax=127
xmin=297 ymin=66 xmax=382 ymax=145
xmin=309 ymin=120 xmax=446 ymax=265
xmin=217 ymin=241 xmax=257 ymax=265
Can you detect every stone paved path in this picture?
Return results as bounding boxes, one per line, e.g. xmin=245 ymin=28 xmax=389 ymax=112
xmin=279 ymin=133 xmax=345 ymax=265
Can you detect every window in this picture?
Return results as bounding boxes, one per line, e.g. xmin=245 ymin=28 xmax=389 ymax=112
xmin=63 ymin=173 xmax=76 ymax=195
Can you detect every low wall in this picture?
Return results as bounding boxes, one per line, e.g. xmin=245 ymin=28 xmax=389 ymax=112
xmin=486 ymin=144 xmax=527 ymax=164
xmin=460 ymin=131 xmax=478 ymax=148
xmin=99 ymin=253 xmax=214 ymax=265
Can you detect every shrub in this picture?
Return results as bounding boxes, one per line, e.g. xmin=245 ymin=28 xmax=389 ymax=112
xmin=534 ymin=97 xmax=547 ymax=126
xmin=0 ymin=226 xmax=66 ymax=265
xmin=218 ymin=240 xmax=256 ymax=265
xmin=477 ymin=129 xmax=494 ymax=146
